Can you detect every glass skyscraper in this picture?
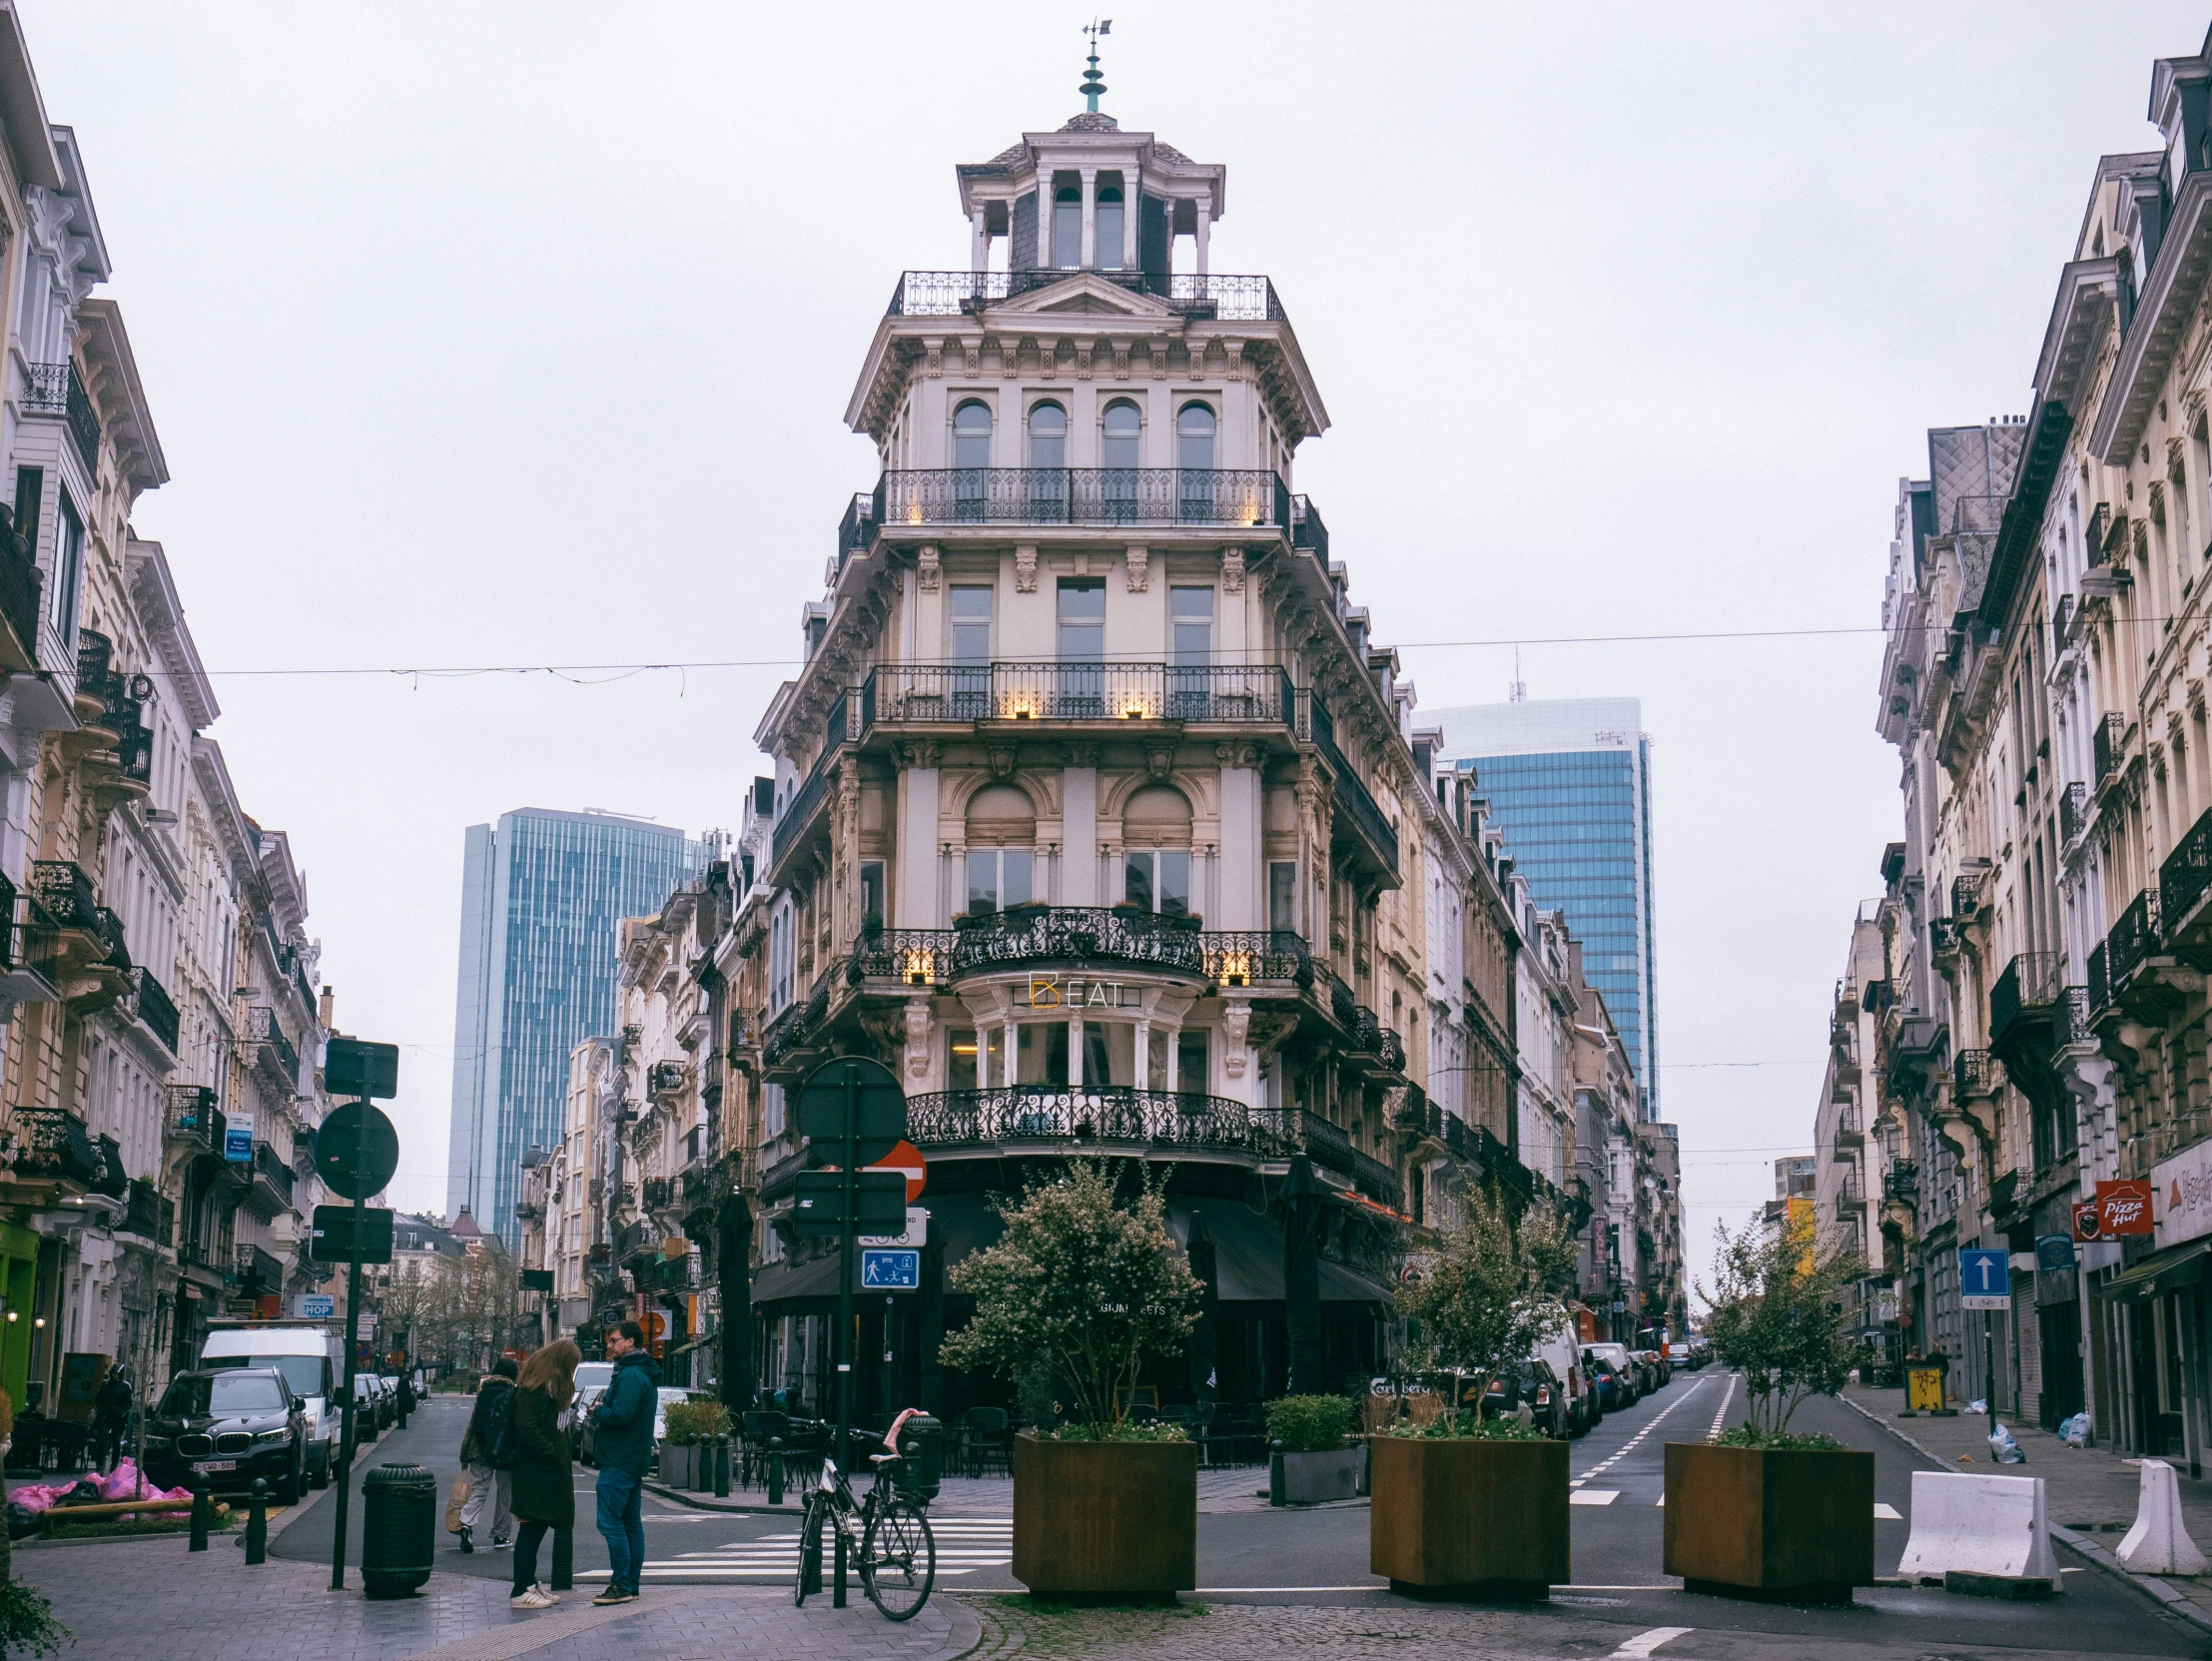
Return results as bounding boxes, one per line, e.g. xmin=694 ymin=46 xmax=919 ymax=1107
xmin=446 ymin=808 xmax=705 ymax=1240
xmin=1432 ymin=698 xmax=1661 ymax=1121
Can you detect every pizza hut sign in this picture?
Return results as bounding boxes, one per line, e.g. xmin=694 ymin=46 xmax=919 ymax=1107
xmin=2154 ymin=1139 xmax=2212 ymax=1247
xmin=2073 ymin=1180 xmax=2154 ymax=1243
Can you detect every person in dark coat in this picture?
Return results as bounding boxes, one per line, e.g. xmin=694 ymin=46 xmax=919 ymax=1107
xmin=506 ymin=1337 xmax=578 ymax=1610
xmin=588 ymin=1321 xmax=660 ymax=1604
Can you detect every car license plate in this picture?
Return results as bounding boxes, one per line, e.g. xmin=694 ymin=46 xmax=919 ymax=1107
xmin=191 ymin=1460 xmax=236 ymax=1473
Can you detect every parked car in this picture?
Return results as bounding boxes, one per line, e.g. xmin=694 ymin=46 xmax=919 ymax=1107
xmin=1634 ymin=1348 xmax=1666 ymax=1390
xmin=1477 ymin=1359 xmax=1569 ymax=1437
xmin=1585 ymin=1343 xmax=1639 ymax=1407
xmin=199 ymin=1320 xmax=345 ymax=1489
xmin=143 ymin=1366 xmax=310 ymax=1503
xmin=1536 ymin=1321 xmax=1596 ymax=1434
xmin=361 ymin=1375 xmax=391 ymax=1433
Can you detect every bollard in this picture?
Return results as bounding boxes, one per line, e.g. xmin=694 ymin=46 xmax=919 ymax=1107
xmin=714 ymin=1433 xmax=730 ymax=1499
xmin=188 ymin=1477 xmax=211 ymax=1551
xmin=768 ymin=1436 xmax=784 ymax=1506
xmin=1268 ymin=1439 xmax=1285 ymax=1507
xmin=550 ymin=1525 xmax=573 ymax=1592
xmin=245 ymin=1478 xmax=268 ymax=1564
xmin=694 ymin=1436 xmax=713 ymax=1494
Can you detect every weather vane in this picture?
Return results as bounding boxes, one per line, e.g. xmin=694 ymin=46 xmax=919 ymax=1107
xmin=1081 ymin=18 xmax=1111 ymax=113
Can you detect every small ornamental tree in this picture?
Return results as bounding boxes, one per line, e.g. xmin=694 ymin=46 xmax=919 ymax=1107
xmin=1394 ymin=1182 xmax=1578 ymax=1435
xmin=940 ymin=1161 xmax=1202 ymax=1439
xmin=1701 ymin=1217 xmax=1867 ymax=1442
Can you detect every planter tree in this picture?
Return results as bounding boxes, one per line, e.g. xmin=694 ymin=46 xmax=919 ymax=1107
xmin=1394 ymin=1180 xmax=1578 ymax=1425
xmin=942 ymin=1162 xmax=1206 ymax=1597
xmin=941 ymin=1160 xmax=1201 ymax=1434
xmin=1702 ymin=1218 xmax=1866 ymax=1440
xmin=1373 ymin=1180 xmax=1580 ymax=1594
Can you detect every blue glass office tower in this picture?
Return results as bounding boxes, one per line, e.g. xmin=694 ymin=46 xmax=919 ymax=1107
xmin=447 ymin=808 xmax=704 ymax=1241
xmin=1433 ymin=698 xmax=1661 ymax=1121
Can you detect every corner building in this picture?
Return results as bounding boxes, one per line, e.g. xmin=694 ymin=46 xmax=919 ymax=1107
xmin=741 ymin=98 xmax=1568 ymax=1416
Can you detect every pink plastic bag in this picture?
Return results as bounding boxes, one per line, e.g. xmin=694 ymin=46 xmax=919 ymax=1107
xmin=99 ymin=1460 xmax=148 ymax=1500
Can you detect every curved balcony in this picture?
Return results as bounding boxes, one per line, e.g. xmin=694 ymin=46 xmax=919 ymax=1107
xmin=948 ymin=905 xmax=1203 ymax=982
xmin=873 ymin=466 xmax=1288 ymax=532
xmin=848 ymin=924 xmax=1313 ymax=995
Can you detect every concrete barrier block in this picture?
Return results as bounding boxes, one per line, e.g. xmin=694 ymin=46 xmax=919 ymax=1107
xmin=2117 ymin=1459 xmax=2210 ymax=1576
xmin=1894 ymin=1471 xmax=2059 ymax=1586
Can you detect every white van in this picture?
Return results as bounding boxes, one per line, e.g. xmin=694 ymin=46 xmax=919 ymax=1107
xmin=1534 ymin=1314 xmax=1594 ymax=1435
xmin=201 ymin=1321 xmax=346 ymax=1488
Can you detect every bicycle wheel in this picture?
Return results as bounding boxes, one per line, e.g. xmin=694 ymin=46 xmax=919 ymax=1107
xmin=861 ymin=1494 xmax=936 ymax=1621
xmin=794 ymin=1496 xmax=824 ymax=1607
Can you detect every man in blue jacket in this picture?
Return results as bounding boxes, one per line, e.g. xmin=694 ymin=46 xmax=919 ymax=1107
xmin=588 ymin=1321 xmax=660 ymax=1605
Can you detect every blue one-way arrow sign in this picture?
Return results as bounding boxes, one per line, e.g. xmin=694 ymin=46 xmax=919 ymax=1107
xmin=1959 ymin=1246 xmax=2010 ymax=1309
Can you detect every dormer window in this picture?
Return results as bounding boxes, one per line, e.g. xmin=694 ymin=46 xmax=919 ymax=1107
xmin=1097 ymin=184 xmax=1125 ymax=271
xmin=1053 ymin=182 xmax=1082 ymax=270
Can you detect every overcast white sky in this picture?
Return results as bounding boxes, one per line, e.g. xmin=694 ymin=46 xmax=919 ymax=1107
xmin=20 ymin=2 xmax=2211 ymax=1290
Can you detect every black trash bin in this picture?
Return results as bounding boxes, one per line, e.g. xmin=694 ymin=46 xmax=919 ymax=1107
xmin=360 ymin=1460 xmax=436 ymax=1597
xmin=895 ymin=1413 xmax=944 ymax=1503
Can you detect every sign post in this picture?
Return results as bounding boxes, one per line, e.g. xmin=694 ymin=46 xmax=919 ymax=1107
xmin=1959 ymin=1246 xmax=2009 ymax=1420
xmin=316 ymin=1037 xmax=400 ymax=1592
xmin=795 ymin=1055 xmax=905 ymax=1610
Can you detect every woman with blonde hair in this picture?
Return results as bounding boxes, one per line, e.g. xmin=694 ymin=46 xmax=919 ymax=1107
xmin=506 ymin=1337 xmax=579 ymax=1609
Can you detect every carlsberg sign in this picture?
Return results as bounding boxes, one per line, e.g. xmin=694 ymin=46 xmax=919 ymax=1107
xmin=2154 ymin=1138 xmax=2212 ymax=1246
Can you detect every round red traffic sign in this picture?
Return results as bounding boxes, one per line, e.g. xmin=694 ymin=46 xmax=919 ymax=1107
xmin=867 ymin=1140 xmax=927 ymax=1204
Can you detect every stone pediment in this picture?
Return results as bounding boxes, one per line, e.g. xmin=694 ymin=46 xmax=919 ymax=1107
xmin=984 ymin=272 xmax=1181 ymax=322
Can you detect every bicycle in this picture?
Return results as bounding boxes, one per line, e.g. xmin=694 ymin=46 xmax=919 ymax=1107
xmin=791 ymin=1421 xmax=936 ymax=1621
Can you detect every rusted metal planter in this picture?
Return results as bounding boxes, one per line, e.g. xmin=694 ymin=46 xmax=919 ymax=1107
xmin=1012 ymin=1432 xmax=1197 ymax=1599
xmin=1662 ymin=1442 xmax=1874 ymax=1604
xmin=1368 ymin=1433 xmax=1569 ymax=1598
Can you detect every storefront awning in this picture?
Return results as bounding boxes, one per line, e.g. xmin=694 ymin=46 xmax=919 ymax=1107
xmin=1167 ymin=1201 xmax=1394 ymax=1306
xmin=2095 ymin=1240 xmax=2212 ymax=1304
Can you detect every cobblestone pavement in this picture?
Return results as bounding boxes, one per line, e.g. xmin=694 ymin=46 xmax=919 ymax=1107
xmin=14 ymin=1530 xmax=976 ymax=1661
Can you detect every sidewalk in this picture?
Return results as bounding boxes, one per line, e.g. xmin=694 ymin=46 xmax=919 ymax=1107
xmin=644 ymin=1464 xmax=1289 ymax=1515
xmin=14 ymin=1530 xmax=978 ymax=1661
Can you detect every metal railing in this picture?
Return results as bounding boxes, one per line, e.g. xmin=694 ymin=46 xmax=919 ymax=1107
xmin=1951 ymin=870 xmax=1987 ymax=921
xmin=648 ymin=1061 xmax=686 ymax=1097
xmin=244 ymin=1006 xmax=300 ymax=1088
xmin=25 ymin=361 xmax=99 ymax=473
xmin=1199 ymin=930 xmax=1312 ymax=988
xmin=1290 ymin=494 xmax=1327 ymax=563
xmin=771 ymin=735 xmax=841 ymax=865
xmin=1954 ymin=1049 xmax=1997 ymax=1097
xmin=28 ymin=860 xmax=98 ymax=936
xmin=1990 ymin=951 xmax=2066 ymax=1041
xmin=2096 ymin=711 xmax=2128 ymax=788
xmin=874 ymin=466 xmax=1289 ymax=531
xmin=887 ymin=269 xmax=1285 ymax=322
xmin=1883 ymin=1160 xmax=1919 ymax=1202
xmin=235 ymin=1243 xmax=283 ymax=1293
xmin=2164 ymin=803 xmax=2212 ymax=933
xmin=1928 ymin=916 xmax=1960 ymax=959
xmin=1307 ymin=690 xmax=1399 ymax=874
xmin=134 ymin=966 xmax=180 ymax=1054
xmin=2060 ymin=781 xmax=2089 ymax=847
xmin=849 ymin=928 xmax=958 ymax=986
xmin=862 ymin=660 xmax=1288 ymax=726
xmin=2106 ymin=888 xmax=2161 ymax=993
xmin=124 ymin=1179 xmax=172 ymax=1246
xmin=949 ymin=905 xmax=1205 ymax=979
xmin=252 ymin=1141 xmax=293 ymax=1208
xmin=2088 ymin=941 xmax=2110 ymax=1014
xmin=165 ymin=1086 xmax=220 ymax=1150
xmin=11 ymin=1107 xmax=101 ymax=1185
xmin=642 ymin=1178 xmax=674 ymax=1211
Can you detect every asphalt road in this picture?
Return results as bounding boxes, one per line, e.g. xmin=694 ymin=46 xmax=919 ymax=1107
xmin=272 ymin=1378 xmax=2212 ymax=1658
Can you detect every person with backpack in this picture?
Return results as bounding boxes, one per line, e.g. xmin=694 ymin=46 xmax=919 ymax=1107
xmin=456 ymin=1356 xmax=518 ymax=1552
xmin=506 ymin=1338 xmax=578 ymax=1610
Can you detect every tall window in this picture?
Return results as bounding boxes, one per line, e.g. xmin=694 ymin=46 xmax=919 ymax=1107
xmin=1269 ymin=862 xmax=1297 ymax=932
xmin=965 ymin=784 xmax=1036 ymax=915
xmin=1096 ymin=185 xmax=1125 ymax=270
xmin=1053 ymin=183 xmax=1082 ymax=269
xmin=1102 ymin=401 xmax=1140 ymax=522
xmin=1028 ymin=402 xmax=1069 ymax=520
xmin=1123 ymin=783 xmax=1194 ymax=917
xmin=1177 ymin=404 xmax=1216 ymax=522
xmin=859 ymin=861 xmax=885 ymax=931
xmin=950 ymin=585 xmax=992 ymax=718
xmin=953 ymin=401 xmax=992 ymax=521
xmin=966 ymin=848 xmax=1032 ymax=915
xmin=1168 ymin=585 xmax=1213 ymax=716
xmin=1057 ymin=577 xmax=1106 ymax=717
xmin=51 ymin=488 xmax=81 ymax=637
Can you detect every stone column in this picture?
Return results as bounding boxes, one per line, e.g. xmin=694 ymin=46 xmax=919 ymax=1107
xmin=1062 ymin=746 xmax=1100 ymax=904
xmin=1215 ymin=743 xmax=1261 ymax=931
xmin=1193 ymin=199 xmax=1211 ymax=275
xmin=1081 ymin=168 xmax=1099 ymax=270
xmin=1124 ymin=168 xmax=1141 ymax=271
xmin=970 ymin=207 xmax=989 ymax=273
xmin=894 ymin=743 xmax=942 ymax=928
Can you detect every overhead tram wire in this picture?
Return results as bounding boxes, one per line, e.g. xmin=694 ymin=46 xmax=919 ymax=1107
xmin=126 ymin=611 xmax=2203 ymax=682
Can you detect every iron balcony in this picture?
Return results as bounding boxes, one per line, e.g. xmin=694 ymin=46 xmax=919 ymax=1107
xmin=869 ymin=466 xmax=1290 ymax=534
xmin=886 ymin=269 xmax=1285 ymax=322
xmin=864 ymin=660 xmax=1288 ymax=727
xmin=845 ymin=923 xmax=1313 ymax=992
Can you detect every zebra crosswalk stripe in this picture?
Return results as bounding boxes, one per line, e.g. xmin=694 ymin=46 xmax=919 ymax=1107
xmin=580 ymin=1517 xmax=1014 ymax=1580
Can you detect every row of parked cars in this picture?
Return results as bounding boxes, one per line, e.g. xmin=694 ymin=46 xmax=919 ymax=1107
xmin=1477 ymin=1328 xmax=1712 ymax=1438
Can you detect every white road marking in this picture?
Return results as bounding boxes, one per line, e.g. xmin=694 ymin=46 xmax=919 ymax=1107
xmin=1570 ymin=1489 xmax=1620 ymax=1506
xmin=1575 ymin=1377 xmax=1717 ymax=1486
xmin=586 ymin=1515 xmax=1013 ymax=1581
xmin=1611 ymin=1628 xmax=1693 ymax=1658
xmin=1704 ymin=1373 xmax=1738 ymax=1442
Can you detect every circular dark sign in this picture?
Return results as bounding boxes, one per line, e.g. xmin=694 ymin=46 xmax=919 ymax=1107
xmin=797 ymin=1055 xmax=907 ymax=1168
xmin=316 ymin=1102 xmax=400 ymax=1200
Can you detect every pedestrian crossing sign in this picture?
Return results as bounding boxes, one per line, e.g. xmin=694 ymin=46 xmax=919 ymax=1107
xmin=861 ymin=1248 xmax=921 ymax=1290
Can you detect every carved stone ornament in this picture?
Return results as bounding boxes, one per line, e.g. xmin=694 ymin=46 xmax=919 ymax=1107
xmin=894 ymin=741 xmax=944 ymax=770
xmin=1015 ymin=544 xmax=1039 ymax=593
xmin=1221 ymin=547 xmax=1245 ymax=594
xmin=1000 ymin=338 xmax=1021 ymax=379
xmin=1149 ymin=338 xmax=1170 ymax=381
xmin=1223 ymin=340 xmax=1246 ymax=382
xmin=1146 ymin=743 xmax=1175 ymax=781
xmin=1187 ymin=340 xmax=1208 ymax=381
xmin=1222 ymin=999 xmax=1252 ymax=1078
xmin=1214 ymin=742 xmax=1259 ymax=769
xmin=1075 ymin=340 xmax=1096 ymax=381
xmin=1125 ymin=545 xmax=1149 ymax=592
xmin=904 ymin=996 xmax=935 ymax=1083
xmin=917 ymin=545 xmax=941 ymax=593
xmin=924 ymin=337 xmax=945 ymax=375
xmin=1113 ymin=345 xmax=1132 ymax=382
xmin=988 ymin=742 xmax=1019 ymax=781
xmin=1062 ymin=742 xmax=1103 ymax=768
xmin=964 ymin=338 xmax=983 ymax=374
xmin=1040 ymin=337 xmax=1062 ymax=381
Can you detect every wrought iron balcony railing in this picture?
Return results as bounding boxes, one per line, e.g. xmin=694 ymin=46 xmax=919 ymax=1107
xmin=253 ymin=1140 xmax=293 ymax=1208
xmin=1199 ymin=930 xmax=1312 ymax=988
xmin=2164 ymin=803 xmax=2212 ymax=934
xmin=642 ymin=1178 xmax=674 ymax=1211
xmin=25 ymin=361 xmax=100 ymax=473
xmin=235 ymin=1243 xmax=284 ymax=1293
xmin=134 ymin=965 xmax=180 ymax=1054
xmin=2088 ymin=941 xmax=2110 ymax=1013
xmin=886 ymin=268 xmax=1285 ymax=322
xmin=124 ymin=1178 xmax=173 ymax=1246
xmin=1290 ymin=494 xmax=1327 ymax=563
xmin=1954 ymin=1049 xmax=1997 ymax=1097
xmin=862 ymin=660 xmax=1289 ymax=727
xmin=647 ymin=1061 xmax=686 ymax=1097
xmin=244 ymin=1005 xmax=301 ymax=1088
xmin=873 ymin=466 xmax=1289 ymax=532
xmin=29 ymin=860 xmax=98 ymax=936
xmin=1950 ymin=869 xmax=1987 ymax=921
xmin=11 ymin=1107 xmax=101 ymax=1186
xmin=1989 ymin=951 xmax=2066 ymax=1042
xmin=2060 ymin=780 xmax=2089 ymax=847
xmin=949 ymin=905 xmax=1205 ymax=980
xmin=1883 ymin=1160 xmax=1920 ymax=1202
xmin=2106 ymin=888 xmax=2161 ymax=993
xmin=2096 ymin=711 xmax=2128 ymax=788
xmin=1308 ymin=690 xmax=1399 ymax=875
xmin=849 ymin=927 xmax=958 ymax=986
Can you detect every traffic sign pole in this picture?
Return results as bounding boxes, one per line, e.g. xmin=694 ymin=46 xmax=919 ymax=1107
xmin=835 ymin=1062 xmax=856 ymax=1609
xmin=330 ymin=1098 xmax=369 ymax=1590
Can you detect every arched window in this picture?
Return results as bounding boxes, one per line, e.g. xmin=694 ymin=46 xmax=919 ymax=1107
xmin=1097 ymin=184 xmax=1125 ymax=271
xmin=1176 ymin=404 xmax=1215 ymax=469
xmin=965 ymin=785 xmax=1036 ymax=916
xmin=953 ymin=401 xmax=993 ymax=469
xmin=1028 ymin=403 xmax=1067 ymax=468
xmin=1122 ymin=784 xmax=1194 ymax=917
xmin=1053 ymin=184 xmax=1082 ymax=269
xmin=1102 ymin=401 xmax=1141 ymax=469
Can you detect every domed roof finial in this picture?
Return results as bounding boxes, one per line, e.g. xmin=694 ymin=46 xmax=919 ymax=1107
xmin=1081 ymin=18 xmax=1110 ymax=113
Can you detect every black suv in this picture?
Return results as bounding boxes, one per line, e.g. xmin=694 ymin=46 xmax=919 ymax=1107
xmin=143 ymin=1366 xmax=309 ymax=1502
